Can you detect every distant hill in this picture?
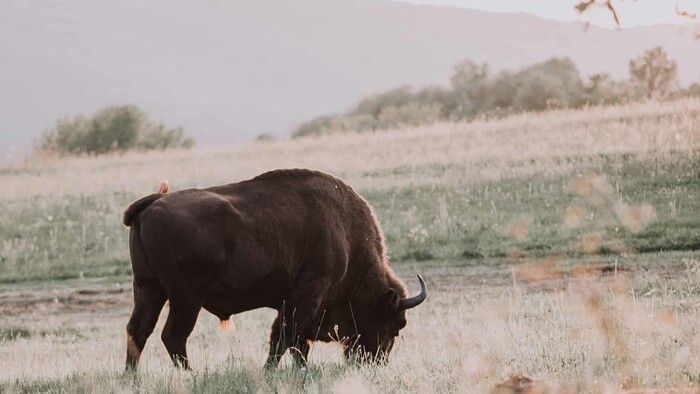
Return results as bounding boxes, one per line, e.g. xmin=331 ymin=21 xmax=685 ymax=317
xmin=1 ymin=0 xmax=698 ymax=161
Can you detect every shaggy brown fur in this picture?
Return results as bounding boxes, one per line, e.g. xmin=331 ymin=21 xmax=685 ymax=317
xmin=123 ymin=169 xmax=426 ymax=370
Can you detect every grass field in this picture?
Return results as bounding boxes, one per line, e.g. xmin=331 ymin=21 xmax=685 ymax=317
xmin=0 ymin=99 xmax=699 ymax=392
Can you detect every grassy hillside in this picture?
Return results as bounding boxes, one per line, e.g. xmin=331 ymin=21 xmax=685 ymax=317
xmin=1 ymin=99 xmax=698 ymax=283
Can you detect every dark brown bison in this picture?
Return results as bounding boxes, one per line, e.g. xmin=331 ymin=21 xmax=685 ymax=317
xmin=123 ymin=169 xmax=426 ymax=370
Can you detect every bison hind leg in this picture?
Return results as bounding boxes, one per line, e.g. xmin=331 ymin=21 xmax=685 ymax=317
xmin=126 ymin=281 xmax=167 ymax=370
xmin=160 ymin=288 xmax=210 ymax=370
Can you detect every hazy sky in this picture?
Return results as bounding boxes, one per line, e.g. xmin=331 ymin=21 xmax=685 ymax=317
xmin=409 ymin=0 xmax=698 ymax=28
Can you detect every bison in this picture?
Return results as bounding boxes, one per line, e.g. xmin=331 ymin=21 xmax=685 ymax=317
xmin=123 ymin=169 xmax=426 ymax=370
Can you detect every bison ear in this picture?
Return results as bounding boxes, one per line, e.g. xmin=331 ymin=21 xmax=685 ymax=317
xmin=384 ymin=289 xmax=401 ymax=309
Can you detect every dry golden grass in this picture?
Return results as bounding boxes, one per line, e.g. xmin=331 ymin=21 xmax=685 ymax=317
xmin=0 ymin=257 xmax=699 ymax=393
xmin=3 ymin=98 xmax=698 ymax=200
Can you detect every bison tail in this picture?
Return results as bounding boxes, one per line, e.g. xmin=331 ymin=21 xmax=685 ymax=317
xmin=123 ymin=194 xmax=162 ymax=226
xmin=123 ymin=181 xmax=170 ymax=227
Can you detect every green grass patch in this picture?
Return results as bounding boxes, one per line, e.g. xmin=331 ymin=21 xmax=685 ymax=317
xmin=0 ymin=151 xmax=698 ymax=283
xmin=0 ymin=191 xmax=133 ymax=283
xmin=0 ymin=363 xmax=376 ymax=394
xmin=370 ymin=151 xmax=700 ymax=263
xmin=0 ymin=326 xmax=31 ymax=342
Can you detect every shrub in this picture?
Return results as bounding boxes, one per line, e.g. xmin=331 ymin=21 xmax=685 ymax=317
xmin=138 ymin=125 xmax=194 ymax=150
xmin=376 ymin=102 xmax=443 ymax=129
xmin=37 ymin=105 xmax=193 ymax=155
xmin=350 ymin=86 xmax=415 ymax=117
xmin=255 ymin=133 xmax=276 ymax=142
xmin=581 ymin=73 xmax=635 ymax=106
xmin=293 ymin=115 xmax=340 ymax=138
xmin=686 ymin=83 xmax=700 ymax=98
xmin=450 ymin=59 xmax=490 ymax=118
xmin=292 ymin=113 xmax=378 ymax=137
xmin=510 ymin=58 xmax=584 ymax=111
xmin=513 ymin=71 xmax=569 ymax=111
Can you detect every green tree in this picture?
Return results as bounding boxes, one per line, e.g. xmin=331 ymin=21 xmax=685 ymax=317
xmin=497 ymin=57 xmax=584 ymax=112
xmin=629 ymin=47 xmax=678 ymax=100
xmin=523 ymin=58 xmax=584 ymax=106
xmin=85 ymin=105 xmax=143 ymax=153
xmin=482 ymin=71 xmax=517 ymax=112
xmin=581 ymin=73 xmax=633 ymax=105
xmin=450 ymin=59 xmax=489 ymax=119
xmin=413 ymin=86 xmax=457 ymax=119
xmin=513 ymin=72 xmax=568 ymax=111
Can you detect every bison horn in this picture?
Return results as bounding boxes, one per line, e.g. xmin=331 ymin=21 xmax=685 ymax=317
xmin=399 ymin=275 xmax=427 ymax=310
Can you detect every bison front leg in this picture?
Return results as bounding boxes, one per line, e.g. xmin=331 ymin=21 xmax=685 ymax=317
xmin=291 ymin=340 xmax=311 ymax=367
xmin=126 ymin=281 xmax=167 ymax=370
xmin=161 ymin=296 xmax=203 ymax=370
xmin=265 ymin=313 xmax=313 ymax=369
xmin=265 ymin=280 xmax=330 ymax=369
xmin=265 ymin=313 xmax=286 ymax=369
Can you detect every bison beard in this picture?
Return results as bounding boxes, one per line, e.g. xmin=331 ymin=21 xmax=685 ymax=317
xmin=123 ymin=169 xmax=426 ymax=370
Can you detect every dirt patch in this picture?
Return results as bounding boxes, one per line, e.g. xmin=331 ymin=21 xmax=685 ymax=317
xmin=0 ymin=287 xmax=131 ymax=316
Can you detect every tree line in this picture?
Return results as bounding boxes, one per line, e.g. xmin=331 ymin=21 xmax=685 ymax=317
xmin=293 ymin=46 xmax=699 ymax=138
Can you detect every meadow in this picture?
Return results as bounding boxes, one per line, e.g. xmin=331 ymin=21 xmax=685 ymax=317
xmin=0 ymin=99 xmax=699 ymax=393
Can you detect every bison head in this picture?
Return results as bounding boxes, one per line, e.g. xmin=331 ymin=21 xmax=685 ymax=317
xmin=350 ymin=275 xmax=427 ymax=364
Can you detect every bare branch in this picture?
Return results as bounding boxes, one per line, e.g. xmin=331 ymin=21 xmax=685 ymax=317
xmin=574 ymin=0 xmax=621 ymax=27
xmin=675 ymin=1 xmax=697 ymax=20
xmin=606 ymin=1 xmax=620 ymax=26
